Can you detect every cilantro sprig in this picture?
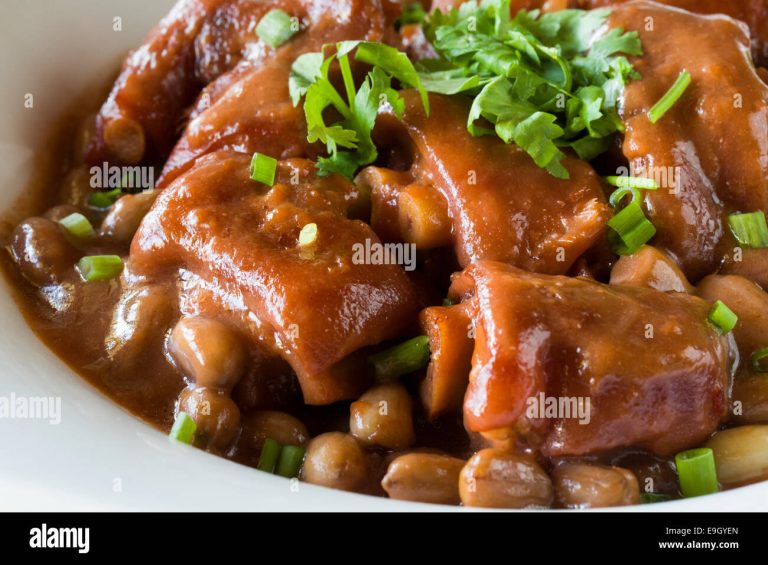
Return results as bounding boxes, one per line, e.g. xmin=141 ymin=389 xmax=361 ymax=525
xmin=289 ymin=41 xmax=429 ymax=179
xmin=420 ymin=1 xmax=642 ymax=178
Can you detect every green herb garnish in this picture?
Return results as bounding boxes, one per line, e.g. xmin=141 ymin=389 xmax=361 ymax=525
xmin=289 ymin=41 xmax=428 ymax=179
xmin=708 ymin=300 xmax=738 ymax=335
xmin=420 ymin=1 xmax=642 ymax=178
xmin=369 ymin=335 xmax=431 ymax=383
xmin=397 ymin=2 xmax=427 ymax=29
xmin=250 ymin=152 xmax=278 ymax=186
xmin=648 ymin=70 xmax=691 ymax=124
xmin=256 ymin=9 xmax=298 ymax=49
xmin=728 ymin=211 xmax=768 ymax=249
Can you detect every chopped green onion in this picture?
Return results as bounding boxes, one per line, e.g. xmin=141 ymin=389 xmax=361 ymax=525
xmin=442 ymin=297 xmax=456 ymax=307
xmin=608 ymin=187 xmax=641 ymax=209
xmin=708 ymin=300 xmax=738 ymax=334
xmin=256 ymin=9 xmax=297 ymax=49
xmin=169 ymin=412 xmax=196 ymax=444
xmin=276 ymin=445 xmax=306 ymax=478
xmin=751 ymin=348 xmax=768 ymax=373
xmin=88 ymin=188 xmax=122 ymax=209
xmin=257 ymin=438 xmax=282 ymax=473
xmin=250 ymin=152 xmax=278 ymax=186
xmin=299 ymin=223 xmax=318 ymax=246
xmin=58 ymin=213 xmax=95 ymax=239
xmin=77 ymin=255 xmax=123 ymax=282
xmin=728 ymin=211 xmax=768 ymax=248
xmin=369 ymin=335 xmax=430 ymax=382
xmin=641 ymin=492 xmax=672 ymax=504
xmin=396 ymin=2 xmax=426 ymax=29
xmin=648 ymin=70 xmax=691 ymax=124
xmin=675 ymin=447 xmax=719 ymax=498
xmin=607 ymin=201 xmax=656 ymax=256
xmin=604 ymin=176 xmax=658 ymax=190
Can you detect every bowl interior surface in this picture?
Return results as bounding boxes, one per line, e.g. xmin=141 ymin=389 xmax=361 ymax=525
xmin=0 ymin=0 xmax=765 ymax=511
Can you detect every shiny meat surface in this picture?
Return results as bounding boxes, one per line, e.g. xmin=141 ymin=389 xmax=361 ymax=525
xmin=132 ymin=152 xmax=419 ymax=404
xmin=609 ymin=2 xmax=768 ymax=280
xmin=376 ymin=92 xmax=612 ymax=273
xmin=87 ymin=0 xmax=397 ymax=171
xmin=583 ymin=0 xmax=768 ymax=64
xmin=160 ymin=0 xmax=396 ymax=186
xmin=454 ymin=261 xmax=732 ymax=457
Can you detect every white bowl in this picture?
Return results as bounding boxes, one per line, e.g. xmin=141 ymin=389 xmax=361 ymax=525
xmin=0 ymin=0 xmax=765 ymax=511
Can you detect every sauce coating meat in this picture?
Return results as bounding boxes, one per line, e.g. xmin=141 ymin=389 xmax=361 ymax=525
xmin=452 ymin=261 xmax=732 ymax=456
xmin=4 ymin=0 xmax=768 ymax=508
xmin=374 ymin=93 xmax=612 ymax=273
xmin=132 ymin=152 xmax=419 ymax=404
xmin=608 ymin=2 xmax=768 ymax=281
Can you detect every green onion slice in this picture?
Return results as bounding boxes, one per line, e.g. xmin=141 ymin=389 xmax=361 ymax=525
xmin=250 ymin=152 xmax=278 ymax=186
xmin=648 ymin=70 xmax=692 ymax=124
xmin=77 ymin=255 xmax=123 ymax=282
xmin=396 ymin=2 xmax=426 ymax=29
xmin=169 ymin=412 xmax=196 ymax=444
xmin=88 ymin=188 xmax=122 ymax=209
xmin=604 ymin=176 xmax=659 ymax=190
xmin=257 ymin=438 xmax=282 ymax=473
xmin=58 ymin=213 xmax=95 ymax=239
xmin=675 ymin=447 xmax=719 ymax=498
xmin=607 ymin=201 xmax=656 ymax=255
xmin=640 ymin=492 xmax=672 ymax=504
xmin=369 ymin=335 xmax=430 ymax=383
xmin=751 ymin=348 xmax=768 ymax=373
xmin=276 ymin=445 xmax=306 ymax=478
xmin=708 ymin=300 xmax=738 ymax=334
xmin=728 ymin=211 xmax=768 ymax=248
xmin=608 ymin=186 xmax=641 ymax=209
xmin=299 ymin=223 xmax=318 ymax=246
xmin=256 ymin=9 xmax=297 ymax=49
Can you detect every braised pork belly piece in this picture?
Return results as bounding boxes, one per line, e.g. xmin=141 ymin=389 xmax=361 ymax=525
xmin=131 ymin=152 xmax=419 ymax=404
xmin=450 ymin=261 xmax=733 ymax=457
xmin=607 ymin=2 xmax=768 ymax=280
xmin=368 ymin=92 xmax=612 ymax=273
xmin=86 ymin=0 xmax=399 ymax=172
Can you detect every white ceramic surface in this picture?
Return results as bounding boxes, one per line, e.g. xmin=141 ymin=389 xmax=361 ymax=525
xmin=0 ymin=0 xmax=765 ymax=511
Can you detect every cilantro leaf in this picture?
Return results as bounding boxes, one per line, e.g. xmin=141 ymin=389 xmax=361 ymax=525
xmin=290 ymin=42 xmax=427 ymax=179
xmin=288 ymin=52 xmax=325 ymax=106
xmin=422 ymin=1 xmax=642 ymax=178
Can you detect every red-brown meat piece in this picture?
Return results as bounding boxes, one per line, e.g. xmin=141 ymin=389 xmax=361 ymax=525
xmin=87 ymin=0 xmax=398 ymax=169
xmin=131 ymin=152 xmax=420 ymax=404
xmin=605 ymin=2 xmax=768 ymax=281
xmin=86 ymin=0 xmax=226 ymax=165
xmin=582 ymin=0 xmax=768 ymax=64
xmin=376 ymin=92 xmax=612 ymax=274
xmin=454 ymin=261 xmax=732 ymax=457
xmin=159 ymin=0 xmax=398 ymax=186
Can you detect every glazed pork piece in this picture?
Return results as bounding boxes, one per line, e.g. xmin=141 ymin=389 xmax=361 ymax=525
xmin=605 ymin=2 xmax=768 ymax=281
xmin=131 ymin=152 xmax=420 ymax=404
xmin=86 ymin=0 xmax=399 ymax=172
xmin=160 ymin=0 xmax=401 ymax=186
xmin=451 ymin=261 xmax=733 ymax=457
xmin=582 ymin=0 xmax=768 ymax=65
xmin=370 ymin=92 xmax=612 ymax=273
